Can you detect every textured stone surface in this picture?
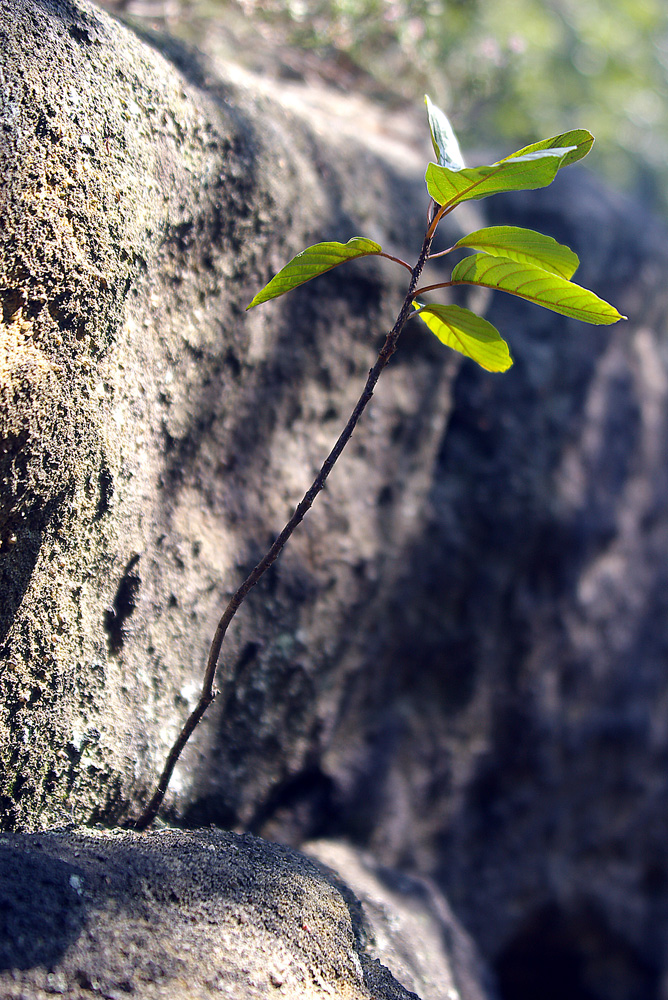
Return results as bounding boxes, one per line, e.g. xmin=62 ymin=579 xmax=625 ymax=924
xmin=430 ymin=178 xmax=668 ymax=999
xmin=0 ymin=827 xmax=484 ymax=999
xmin=6 ymin=0 xmax=668 ymax=997
xmin=0 ymin=0 xmax=456 ymax=832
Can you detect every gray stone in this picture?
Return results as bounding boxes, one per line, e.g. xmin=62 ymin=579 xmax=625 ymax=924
xmin=0 ymin=827 xmax=482 ymax=999
xmin=0 ymin=4 xmax=493 ymax=996
xmin=0 ymin=0 xmax=455 ymax=831
xmin=6 ymin=0 xmax=668 ymax=996
xmin=305 ymin=840 xmax=491 ymax=1000
xmin=307 ymin=174 xmax=668 ymax=998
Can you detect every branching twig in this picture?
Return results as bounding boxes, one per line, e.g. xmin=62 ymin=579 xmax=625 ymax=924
xmin=132 ymin=229 xmax=434 ymax=830
xmin=378 ymin=251 xmax=413 ymax=272
xmin=413 ymin=280 xmax=455 ymax=297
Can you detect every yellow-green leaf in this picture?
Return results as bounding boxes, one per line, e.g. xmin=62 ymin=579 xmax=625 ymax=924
xmin=425 ymin=147 xmax=574 ymax=210
xmin=454 ymin=226 xmax=579 ymax=279
xmin=451 ymin=254 xmax=625 ymax=324
xmin=247 ymin=237 xmax=382 ymax=309
xmin=414 ymin=303 xmax=513 ymax=372
xmin=502 ymin=129 xmax=594 ymax=168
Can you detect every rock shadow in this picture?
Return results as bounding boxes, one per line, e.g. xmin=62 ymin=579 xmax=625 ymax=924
xmin=0 ymin=527 xmax=44 ymax=648
xmin=0 ymin=842 xmax=86 ymax=971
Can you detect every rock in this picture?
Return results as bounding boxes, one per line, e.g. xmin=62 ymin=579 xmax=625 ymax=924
xmin=0 ymin=0 xmax=456 ymax=831
xmin=307 ymin=172 xmax=668 ymax=997
xmin=6 ymin=0 xmax=668 ymax=996
xmin=0 ymin=827 xmax=486 ymax=999
xmin=304 ymin=840 xmax=492 ymax=1000
xmin=1 ymin=4 xmax=492 ymax=995
xmin=429 ymin=176 xmax=668 ymax=997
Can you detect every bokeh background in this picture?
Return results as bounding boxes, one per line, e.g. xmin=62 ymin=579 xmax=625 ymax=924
xmin=102 ymin=0 xmax=668 ymax=215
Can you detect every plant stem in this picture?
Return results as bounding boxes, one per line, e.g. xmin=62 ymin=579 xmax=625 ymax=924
xmin=426 ymin=201 xmax=455 ymax=240
xmin=378 ymin=251 xmax=413 ymax=272
xmin=132 ymin=226 xmax=434 ymax=830
xmin=413 ymin=280 xmax=455 ymax=296
xmin=427 ymin=245 xmax=456 ymax=259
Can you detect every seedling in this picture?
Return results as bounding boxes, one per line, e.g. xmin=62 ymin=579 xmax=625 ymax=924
xmin=133 ymin=97 xmax=624 ymax=829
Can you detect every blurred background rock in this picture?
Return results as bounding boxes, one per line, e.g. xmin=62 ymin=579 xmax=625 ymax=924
xmin=98 ymin=0 xmax=668 ymax=215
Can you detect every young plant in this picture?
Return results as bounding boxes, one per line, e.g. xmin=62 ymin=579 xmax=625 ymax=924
xmin=133 ymin=97 xmax=624 ymax=829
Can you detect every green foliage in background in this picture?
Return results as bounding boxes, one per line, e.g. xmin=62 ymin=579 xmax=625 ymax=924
xmin=217 ymin=0 xmax=668 ymax=213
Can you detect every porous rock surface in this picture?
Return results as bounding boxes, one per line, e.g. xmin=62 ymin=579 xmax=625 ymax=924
xmin=0 ymin=5 xmax=487 ymax=997
xmin=0 ymin=826 xmax=480 ymax=999
xmin=0 ymin=0 xmax=455 ymax=831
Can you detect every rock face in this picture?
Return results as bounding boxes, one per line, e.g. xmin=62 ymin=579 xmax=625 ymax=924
xmin=5 ymin=0 xmax=668 ymax=998
xmin=0 ymin=0 xmax=454 ymax=832
xmin=0 ymin=827 xmax=485 ymax=999
xmin=304 ymin=839 xmax=492 ymax=1000
xmin=431 ymin=180 xmax=668 ymax=999
xmin=301 ymin=174 xmax=668 ymax=999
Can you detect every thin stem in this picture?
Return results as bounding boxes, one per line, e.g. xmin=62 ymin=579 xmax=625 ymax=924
xmin=427 ymin=245 xmax=456 ymax=259
xmin=132 ymin=225 xmax=435 ymax=830
xmin=378 ymin=251 xmax=413 ymax=273
xmin=426 ymin=201 xmax=456 ymax=240
xmin=413 ymin=280 xmax=455 ymax=297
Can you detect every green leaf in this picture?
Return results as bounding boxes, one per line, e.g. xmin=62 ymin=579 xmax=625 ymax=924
xmin=425 ymin=147 xmax=574 ymax=210
xmin=247 ymin=237 xmax=382 ymax=309
xmin=454 ymin=226 xmax=579 ymax=279
xmin=414 ymin=303 xmax=513 ymax=372
xmin=451 ymin=254 xmax=625 ymax=324
xmin=502 ymin=129 xmax=594 ymax=168
xmin=424 ymin=94 xmax=465 ymax=170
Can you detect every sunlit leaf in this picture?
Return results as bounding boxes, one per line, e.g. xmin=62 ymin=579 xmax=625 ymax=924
xmin=454 ymin=226 xmax=579 ymax=278
xmin=425 ymin=147 xmax=574 ymax=210
xmin=414 ymin=303 xmax=513 ymax=372
xmin=502 ymin=129 xmax=594 ymax=168
xmin=247 ymin=237 xmax=382 ymax=309
xmin=451 ymin=254 xmax=625 ymax=324
xmin=425 ymin=94 xmax=465 ymax=170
